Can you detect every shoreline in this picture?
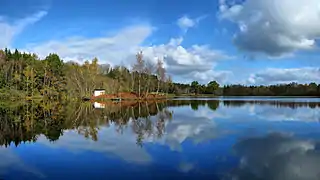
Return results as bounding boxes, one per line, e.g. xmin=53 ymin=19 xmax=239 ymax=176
xmin=83 ymin=94 xmax=320 ymax=102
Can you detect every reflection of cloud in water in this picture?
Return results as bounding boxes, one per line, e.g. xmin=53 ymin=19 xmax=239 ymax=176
xmin=196 ymin=106 xmax=230 ymax=120
xmin=38 ymin=106 xmax=225 ymax=164
xmin=0 ymin=148 xmax=45 ymax=178
xmin=152 ymin=110 xmax=224 ymax=152
xmin=231 ymin=133 xmax=320 ymax=180
xmin=252 ymin=106 xmax=320 ymax=122
xmin=217 ymin=102 xmax=320 ymax=122
xmin=178 ymin=162 xmax=194 ymax=172
xmin=166 ymin=116 xmax=217 ymax=142
xmin=37 ymin=124 xmax=152 ymax=164
xmin=248 ymin=104 xmax=256 ymax=116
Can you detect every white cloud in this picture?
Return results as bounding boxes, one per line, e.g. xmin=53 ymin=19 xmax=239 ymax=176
xmin=177 ymin=16 xmax=196 ymax=31
xmin=192 ymin=69 xmax=232 ymax=84
xmin=25 ymin=25 xmax=154 ymax=65
xmin=247 ymin=67 xmax=320 ymax=85
xmin=141 ymin=37 xmax=233 ymax=84
xmin=0 ymin=11 xmax=47 ymax=49
xmin=177 ymin=15 xmax=207 ymax=32
xmin=25 ymin=26 xmax=232 ymax=83
xmin=14 ymin=12 xmax=231 ymax=84
xmin=232 ymin=133 xmax=320 ymax=180
xmin=219 ymin=0 xmax=320 ymax=57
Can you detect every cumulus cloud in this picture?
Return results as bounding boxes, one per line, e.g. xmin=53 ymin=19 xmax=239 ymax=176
xmin=247 ymin=67 xmax=320 ymax=85
xmin=0 ymin=9 xmax=228 ymax=84
xmin=219 ymin=0 xmax=320 ymax=57
xmin=177 ymin=16 xmax=195 ymax=31
xmin=230 ymin=133 xmax=320 ymax=180
xmin=26 ymin=25 xmax=232 ymax=83
xmin=192 ymin=69 xmax=232 ymax=83
xmin=0 ymin=11 xmax=47 ymax=48
xmin=141 ymin=37 xmax=233 ymax=83
xmin=177 ymin=15 xmax=207 ymax=32
xmin=25 ymin=25 xmax=154 ymax=65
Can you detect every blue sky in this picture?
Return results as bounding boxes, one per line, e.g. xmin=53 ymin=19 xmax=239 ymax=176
xmin=0 ymin=0 xmax=319 ymax=85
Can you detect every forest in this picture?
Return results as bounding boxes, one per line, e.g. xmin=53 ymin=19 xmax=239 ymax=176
xmin=0 ymin=48 xmax=319 ymax=100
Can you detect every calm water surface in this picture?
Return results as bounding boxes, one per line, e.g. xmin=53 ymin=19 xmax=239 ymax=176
xmin=1 ymin=98 xmax=320 ymax=180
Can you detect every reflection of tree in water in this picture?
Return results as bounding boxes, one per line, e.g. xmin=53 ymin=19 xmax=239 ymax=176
xmin=1 ymin=99 xmax=318 ymax=147
xmin=0 ymin=101 xmax=66 ymax=146
xmin=166 ymin=100 xmax=220 ymax=112
xmin=132 ymin=103 xmax=173 ymax=147
xmin=66 ymin=101 xmax=174 ymax=144
xmin=207 ymin=100 xmax=219 ymax=111
xmin=0 ymin=99 xmax=221 ymax=147
xmin=191 ymin=101 xmax=199 ymax=111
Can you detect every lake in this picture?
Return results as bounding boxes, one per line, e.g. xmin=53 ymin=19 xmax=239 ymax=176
xmin=0 ymin=98 xmax=320 ymax=180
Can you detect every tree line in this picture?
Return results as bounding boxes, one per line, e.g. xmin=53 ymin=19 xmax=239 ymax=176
xmin=171 ymin=81 xmax=320 ymax=97
xmin=0 ymin=48 xmax=319 ymax=99
xmin=222 ymin=83 xmax=320 ymax=96
xmin=0 ymin=49 xmax=174 ymax=99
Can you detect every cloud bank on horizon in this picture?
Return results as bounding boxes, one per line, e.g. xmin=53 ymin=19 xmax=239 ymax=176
xmin=0 ymin=0 xmax=319 ymax=85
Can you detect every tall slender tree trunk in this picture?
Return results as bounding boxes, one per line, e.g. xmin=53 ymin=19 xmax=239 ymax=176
xmin=138 ymin=74 xmax=141 ymax=98
xmin=131 ymin=73 xmax=134 ymax=92
xmin=26 ymin=78 xmax=28 ymax=99
xmin=44 ymin=68 xmax=47 ymax=97
xmin=157 ymin=80 xmax=160 ymax=94
xmin=31 ymin=68 xmax=34 ymax=98
xmin=145 ymin=77 xmax=150 ymax=98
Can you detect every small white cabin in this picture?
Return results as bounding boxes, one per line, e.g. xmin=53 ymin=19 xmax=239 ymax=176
xmin=93 ymin=89 xmax=105 ymax=97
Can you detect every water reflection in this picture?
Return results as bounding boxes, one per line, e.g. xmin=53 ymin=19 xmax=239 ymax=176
xmin=230 ymin=133 xmax=320 ymax=180
xmin=223 ymin=100 xmax=320 ymax=109
xmin=0 ymin=99 xmax=319 ymax=145
xmin=93 ymin=102 xmax=105 ymax=109
xmin=0 ymin=148 xmax=45 ymax=179
xmin=0 ymin=101 xmax=66 ymax=146
xmin=220 ymin=100 xmax=320 ymax=122
xmin=0 ymin=99 xmax=319 ymax=179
